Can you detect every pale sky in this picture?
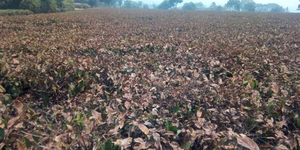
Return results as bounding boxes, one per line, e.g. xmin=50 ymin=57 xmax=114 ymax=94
xmin=143 ymin=0 xmax=299 ymax=12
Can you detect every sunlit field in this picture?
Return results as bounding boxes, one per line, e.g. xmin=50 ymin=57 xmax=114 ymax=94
xmin=0 ymin=8 xmax=299 ymax=149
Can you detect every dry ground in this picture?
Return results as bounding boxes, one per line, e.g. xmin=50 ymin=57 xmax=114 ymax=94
xmin=0 ymin=8 xmax=300 ymax=149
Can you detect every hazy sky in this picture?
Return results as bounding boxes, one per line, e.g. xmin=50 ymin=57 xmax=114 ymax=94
xmin=143 ymin=0 xmax=299 ymax=12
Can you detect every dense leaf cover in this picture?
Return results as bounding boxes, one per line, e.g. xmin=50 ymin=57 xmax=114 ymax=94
xmin=0 ymin=9 xmax=33 ymax=16
xmin=0 ymin=8 xmax=300 ymax=149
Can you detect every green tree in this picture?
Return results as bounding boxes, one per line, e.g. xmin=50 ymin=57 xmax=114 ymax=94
xmin=216 ymin=5 xmax=223 ymax=11
xmin=169 ymin=0 xmax=182 ymax=7
xmin=209 ymin=2 xmax=216 ymax=10
xmin=123 ymin=0 xmax=142 ymax=8
xmin=182 ymin=2 xmax=196 ymax=10
xmin=2 ymin=0 xmax=74 ymax=13
xmin=240 ymin=0 xmax=253 ymax=7
xmin=117 ymin=0 xmax=122 ymax=6
xmin=195 ymin=2 xmax=204 ymax=10
xmin=143 ymin=4 xmax=149 ymax=9
xmin=40 ymin=0 xmax=58 ymax=12
xmin=60 ymin=0 xmax=74 ymax=11
xmin=255 ymin=3 xmax=283 ymax=12
xmin=19 ymin=0 xmax=41 ymax=13
xmin=210 ymin=2 xmax=223 ymax=11
xmin=100 ymin=0 xmax=116 ymax=6
xmin=158 ymin=0 xmax=182 ymax=9
xmin=157 ymin=0 xmax=172 ymax=9
xmin=57 ymin=0 xmax=64 ymax=10
xmin=243 ymin=2 xmax=255 ymax=11
xmin=270 ymin=5 xmax=284 ymax=12
xmin=78 ymin=0 xmax=117 ymax=7
xmin=74 ymin=0 xmax=88 ymax=3
xmin=0 ymin=0 xmax=22 ymax=9
xmin=88 ymin=0 xmax=98 ymax=7
xmin=225 ymin=0 xmax=241 ymax=11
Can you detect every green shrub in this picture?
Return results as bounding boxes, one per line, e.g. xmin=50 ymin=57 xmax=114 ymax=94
xmin=0 ymin=9 xmax=33 ymax=16
xmin=62 ymin=0 xmax=75 ymax=11
xmin=19 ymin=0 xmax=41 ymax=13
xmin=41 ymin=0 xmax=58 ymax=13
xmin=74 ymin=3 xmax=91 ymax=9
xmin=57 ymin=0 xmax=75 ymax=11
xmin=2 ymin=0 xmax=75 ymax=14
xmin=182 ymin=2 xmax=197 ymax=10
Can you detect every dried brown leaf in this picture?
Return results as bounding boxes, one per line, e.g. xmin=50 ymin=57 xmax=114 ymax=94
xmin=54 ymin=135 xmax=62 ymax=142
xmin=134 ymin=138 xmax=144 ymax=143
xmin=13 ymin=100 xmax=23 ymax=114
xmin=106 ymin=106 xmax=114 ymax=124
xmin=15 ymin=122 xmax=23 ymax=129
xmin=196 ymin=110 xmax=202 ymax=118
xmin=271 ymin=82 xmax=279 ymax=94
xmin=151 ymin=108 xmax=158 ymax=116
xmin=7 ymin=116 xmax=20 ymax=129
xmin=275 ymin=120 xmax=287 ymax=128
xmin=15 ymin=65 xmax=22 ymax=73
xmin=123 ymin=93 xmax=132 ymax=100
xmin=125 ymin=101 xmax=131 ymax=110
xmin=17 ymin=140 xmax=26 ymax=150
xmin=66 ymin=124 xmax=73 ymax=131
xmin=170 ymin=141 xmax=179 ymax=149
xmin=138 ymin=123 xmax=149 ymax=135
xmin=0 ymin=143 xmax=4 ymax=149
xmin=61 ymin=112 xmax=72 ymax=122
xmin=237 ymin=134 xmax=259 ymax=150
xmin=153 ymin=132 xmax=160 ymax=141
xmin=193 ymin=70 xmax=200 ymax=78
xmin=275 ymin=145 xmax=289 ymax=150
xmin=280 ymin=64 xmax=289 ymax=73
xmin=12 ymin=59 xmax=19 ymax=65
xmin=116 ymin=137 xmax=132 ymax=149
xmin=0 ymin=85 xmax=5 ymax=93
xmin=108 ymin=126 xmax=119 ymax=135
xmin=119 ymin=119 xmax=124 ymax=129
xmin=134 ymin=138 xmax=151 ymax=150
xmin=195 ymin=118 xmax=205 ymax=128
xmin=90 ymin=110 xmax=103 ymax=123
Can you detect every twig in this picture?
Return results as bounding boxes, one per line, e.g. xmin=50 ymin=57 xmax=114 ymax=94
xmin=21 ymin=131 xmax=52 ymax=149
xmin=81 ymin=135 xmax=87 ymax=149
xmin=38 ymin=145 xmax=52 ymax=149
xmin=21 ymin=130 xmax=45 ymax=138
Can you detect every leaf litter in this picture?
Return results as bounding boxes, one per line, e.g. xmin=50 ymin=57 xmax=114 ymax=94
xmin=0 ymin=8 xmax=299 ymax=149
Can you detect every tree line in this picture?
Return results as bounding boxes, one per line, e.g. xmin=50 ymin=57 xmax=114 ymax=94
xmin=74 ymin=0 xmax=149 ymax=9
xmin=0 ymin=0 xmax=290 ymax=13
xmin=180 ymin=0 xmax=287 ymax=12
xmin=74 ymin=0 xmax=288 ymax=12
xmin=0 ymin=0 xmax=75 ymax=13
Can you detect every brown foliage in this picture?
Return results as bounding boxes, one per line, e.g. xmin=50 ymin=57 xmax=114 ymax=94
xmin=0 ymin=8 xmax=299 ymax=149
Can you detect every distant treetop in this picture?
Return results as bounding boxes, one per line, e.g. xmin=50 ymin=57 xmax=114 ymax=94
xmin=0 ymin=0 xmax=75 ymax=13
xmin=158 ymin=0 xmax=183 ymax=10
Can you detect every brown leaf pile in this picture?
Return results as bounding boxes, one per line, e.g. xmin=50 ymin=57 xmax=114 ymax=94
xmin=0 ymin=8 xmax=300 ymax=149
